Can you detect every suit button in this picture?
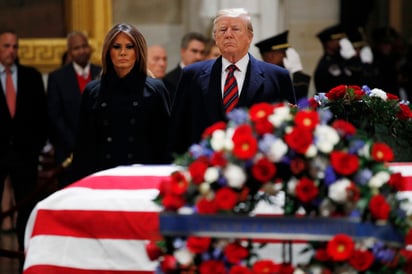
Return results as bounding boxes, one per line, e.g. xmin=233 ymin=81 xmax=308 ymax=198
xmin=106 ymin=137 xmax=112 ymax=142
xmin=132 ymin=101 xmax=138 ymax=107
xmin=101 ymin=102 xmax=107 ymax=108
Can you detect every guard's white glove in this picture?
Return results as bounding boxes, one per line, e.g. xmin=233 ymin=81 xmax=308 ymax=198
xmin=339 ymin=38 xmax=356 ymax=59
xmin=283 ymin=48 xmax=303 ymax=74
xmin=359 ymin=46 xmax=373 ymax=64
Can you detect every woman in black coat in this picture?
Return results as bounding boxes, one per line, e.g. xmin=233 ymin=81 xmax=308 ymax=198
xmin=70 ymin=23 xmax=171 ymax=182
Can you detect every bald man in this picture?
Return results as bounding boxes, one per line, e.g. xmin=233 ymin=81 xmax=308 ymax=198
xmin=148 ymin=45 xmax=168 ymax=79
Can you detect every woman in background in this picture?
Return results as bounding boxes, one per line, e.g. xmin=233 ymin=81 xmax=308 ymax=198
xmin=70 ymin=23 xmax=170 ymax=182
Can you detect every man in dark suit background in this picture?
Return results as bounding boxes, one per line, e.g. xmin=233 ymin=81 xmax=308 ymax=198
xmin=163 ymin=32 xmax=207 ymax=102
xmin=255 ymin=30 xmax=311 ymax=102
xmin=0 ymin=29 xmax=47 ymax=265
xmin=47 ymin=31 xmax=101 ymax=187
xmin=169 ymin=8 xmax=296 ymax=157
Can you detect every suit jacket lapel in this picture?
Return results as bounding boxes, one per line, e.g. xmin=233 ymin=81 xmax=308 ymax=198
xmin=204 ymin=57 xmax=226 ymax=120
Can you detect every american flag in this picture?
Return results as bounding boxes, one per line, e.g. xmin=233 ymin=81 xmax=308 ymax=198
xmin=23 ymin=163 xmax=412 ymax=274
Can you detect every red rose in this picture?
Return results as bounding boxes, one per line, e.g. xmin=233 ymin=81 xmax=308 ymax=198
xmin=215 ymin=187 xmax=238 ymax=211
xmin=186 ymin=236 xmax=211 ymax=254
xmin=162 ymin=194 xmax=185 ymax=211
xmin=229 ymin=265 xmax=253 ymax=274
xmin=371 ymin=142 xmax=394 ymax=162
xmin=349 ymin=85 xmax=365 ymax=99
xmin=349 ymin=249 xmax=374 ymax=271
xmin=326 ymin=85 xmax=347 ymax=100
xmin=251 ymin=157 xmax=276 ymax=182
xmin=387 ymin=172 xmax=405 ymax=191
xmin=314 ymin=248 xmax=329 ymax=261
xmin=284 ymin=127 xmax=313 ymax=154
xmin=330 ymin=151 xmax=359 ymax=175
xmin=294 ymin=109 xmax=319 ymax=131
xmin=232 ymin=125 xmax=258 ymax=160
xmin=254 ymin=119 xmax=274 ymax=135
xmin=290 ymin=157 xmax=306 ymax=175
xmin=169 ymin=171 xmax=189 ymax=195
xmin=397 ymin=103 xmax=412 ymax=119
xmin=295 ymin=177 xmax=318 ymax=203
xmin=160 ymin=255 xmax=178 ymax=274
xmin=189 ymin=157 xmax=209 ymax=184
xmin=199 ymin=260 xmax=226 ymax=274
xmin=331 ymin=119 xmax=356 ymax=137
xmin=224 ymin=242 xmax=249 ymax=264
xmin=145 ymin=241 xmax=164 ymax=261
xmin=211 ymin=151 xmax=228 ymax=167
xmin=252 ymin=259 xmax=278 ymax=274
xmin=202 ymin=121 xmax=227 ymax=139
xmin=369 ymin=194 xmax=391 ymax=220
xmin=326 ymin=234 xmax=355 ymax=261
xmin=196 ymin=197 xmax=218 ymax=214
xmin=387 ymin=93 xmax=399 ymax=100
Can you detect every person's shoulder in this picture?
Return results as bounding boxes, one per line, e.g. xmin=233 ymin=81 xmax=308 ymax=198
xmin=17 ymin=63 xmax=42 ymax=76
xmin=254 ymin=58 xmax=289 ymax=75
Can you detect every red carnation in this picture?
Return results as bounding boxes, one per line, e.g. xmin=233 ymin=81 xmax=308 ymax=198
xmin=386 ymin=92 xmax=399 ymax=100
xmin=188 ymin=157 xmax=209 ymax=184
xmin=326 ymin=234 xmax=355 ymax=261
xmin=224 ymin=242 xmax=249 ymax=264
xmin=371 ymin=142 xmax=394 ymax=162
xmin=284 ymin=127 xmax=313 ymax=154
xmin=349 ymin=249 xmax=374 ymax=271
xmin=254 ymin=119 xmax=274 ymax=135
xmin=199 ymin=260 xmax=226 ymax=274
xmin=251 ymin=157 xmax=276 ymax=182
xmin=326 ymin=85 xmax=347 ymax=100
xmin=314 ymin=248 xmax=330 ymax=261
xmin=162 ymin=194 xmax=185 ymax=211
xmin=145 ymin=241 xmax=164 ymax=261
xmin=229 ymin=265 xmax=253 ymax=274
xmin=387 ymin=172 xmax=405 ymax=191
xmin=369 ymin=194 xmax=391 ymax=220
xmin=397 ymin=104 xmax=412 ymax=119
xmin=186 ymin=236 xmax=211 ymax=254
xmin=249 ymin=102 xmax=274 ymax=122
xmin=294 ymin=109 xmax=319 ymax=131
xmin=210 ymin=151 xmax=228 ymax=167
xmin=252 ymin=259 xmax=279 ymax=274
xmin=169 ymin=171 xmax=189 ymax=195
xmin=330 ymin=151 xmax=359 ymax=175
xmin=215 ymin=187 xmax=238 ymax=211
xmin=349 ymin=85 xmax=365 ymax=99
xmin=160 ymin=255 xmax=178 ymax=274
xmin=290 ymin=157 xmax=306 ymax=175
xmin=295 ymin=177 xmax=318 ymax=203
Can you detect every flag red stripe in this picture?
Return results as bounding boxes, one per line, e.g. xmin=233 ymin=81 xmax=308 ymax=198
xmin=31 ymin=209 xmax=161 ymax=241
xmin=24 ymin=265 xmax=153 ymax=274
xmin=67 ymin=175 xmax=165 ymax=190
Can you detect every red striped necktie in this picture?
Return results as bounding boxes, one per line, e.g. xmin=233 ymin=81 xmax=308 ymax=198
xmin=5 ymin=68 xmax=16 ymax=117
xmin=223 ymin=64 xmax=239 ymax=113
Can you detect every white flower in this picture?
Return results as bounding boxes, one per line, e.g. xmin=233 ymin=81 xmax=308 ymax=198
xmin=204 ymin=167 xmax=219 ymax=183
xmin=368 ymin=170 xmax=390 ymax=188
xmin=328 ymin=178 xmax=351 ymax=203
xmin=369 ymin=88 xmax=388 ymax=100
xmin=198 ymin=182 xmax=211 ymax=195
xmin=267 ymin=139 xmax=288 ymax=162
xmin=268 ymin=105 xmax=292 ymax=127
xmin=210 ymin=129 xmax=226 ymax=151
xmin=177 ymin=206 xmax=195 ymax=215
xmin=223 ymin=163 xmax=247 ymax=189
xmin=305 ymin=144 xmax=317 ymax=158
xmin=287 ymin=177 xmax=298 ymax=195
xmin=314 ymin=125 xmax=339 ymax=153
xmin=174 ymin=247 xmax=194 ymax=266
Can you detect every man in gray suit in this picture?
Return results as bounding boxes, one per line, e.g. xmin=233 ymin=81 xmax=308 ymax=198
xmin=47 ymin=31 xmax=101 ymax=187
xmin=168 ymin=8 xmax=296 ymax=157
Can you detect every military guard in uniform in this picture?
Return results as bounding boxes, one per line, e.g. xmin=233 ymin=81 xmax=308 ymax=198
xmin=313 ymin=24 xmax=363 ymax=94
xmin=255 ymin=30 xmax=311 ymax=101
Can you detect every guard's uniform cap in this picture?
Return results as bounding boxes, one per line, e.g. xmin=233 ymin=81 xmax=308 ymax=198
xmin=255 ymin=30 xmax=289 ymax=54
xmin=347 ymin=27 xmax=367 ymax=48
xmin=317 ymin=25 xmax=346 ymax=43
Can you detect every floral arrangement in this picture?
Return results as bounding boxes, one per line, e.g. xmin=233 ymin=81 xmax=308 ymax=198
xmin=311 ymin=85 xmax=412 ymax=162
xmin=147 ymin=85 xmax=412 ymax=273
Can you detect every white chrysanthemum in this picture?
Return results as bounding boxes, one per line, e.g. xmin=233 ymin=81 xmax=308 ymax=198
xmin=177 ymin=206 xmax=195 ymax=215
xmin=198 ymin=182 xmax=211 ymax=195
xmin=314 ymin=125 xmax=339 ymax=153
xmin=358 ymin=141 xmax=371 ymax=158
xmin=210 ymin=129 xmax=226 ymax=151
xmin=267 ymin=139 xmax=288 ymax=162
xmin=305 ymin=144 xmax=317 ymax=158
xmin=223 ymin=163 xmax=247 ymax=189
xmin=204 ymin=167 xmax=219 ymax=183
xmin=174 ymin=247 xmax=194 ymax=266
xmin=224 ymin=127 xmax=235 ymax=151
xmin=369 ymin=88 xmax=388 ymax=100
xmin=328 ymin=178 xmax=351 ymax=203
xmin=268 ymin=105 xmax=291 ymax=127
xmin=368 ymin=170 xmax=390 ymax=188
xmin=287 ymin=177 xmax=298 ymax=195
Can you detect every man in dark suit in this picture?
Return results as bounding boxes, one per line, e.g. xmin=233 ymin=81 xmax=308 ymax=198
xmin=0 ymin=29 xmax=47 ymax=264
xmin=163 ymin=32 xmax=207 ymax=102
xmin=255 ymin=30 xmax=311 ymax=102
xmin=47 ymin=31 xmax=101 ymax=187
xmin=169 ymin=8 xmax=296 ymax=157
